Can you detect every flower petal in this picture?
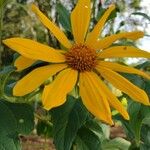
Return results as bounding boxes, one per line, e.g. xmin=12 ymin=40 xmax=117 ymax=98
xmin=98 ymin=66 xmax=150 ymax=106
xmin=32 ymin=4 xmax=72 ymax=49
xmin=86 ymin=4 xmax=115 ymax=45
xmin=13 ymin=64 xmax=67 ymax=96
xmin=14 ymin=56 xmax=36 ymax=71
xmin=71 ymin=0 xmax=91 ymax=44
xmin=98 ymin=46 xmax=150 ymax=58
xmin=79 ymin=71 xmax=113 ymax=125
xmin=97 ymin=61 xmax=150 ymax=80
xmin=3 ymin=38 xmax=66 ymax=63
xmin=96 ymin=77 xmax=129 ymax=120
xmin=42 ymin=68 xmax=78 ymax=110
xmin=92 ymin=31 xmax=144 ymax=50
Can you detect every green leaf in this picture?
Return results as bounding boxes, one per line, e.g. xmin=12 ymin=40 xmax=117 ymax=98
xmin=0 ymin=66 xmax=15 ymax=76
xmin=96 ymin=8 xmax=106 ymax=21
xmin=85 ymin=119 xmax=103 ymax=135
xmin=96 ymin=7 xmax=117 ymax=22
xmin=116 ymin=67 xmax=150 ymax=148
xmin=121 ymin=73 xmax=145 ymax=88
xmin=127 ymin=100 xmax=150 ymax=147
xmin=56 ymin=2 xmax=71 ymax=32
xmin=51 ymin=96 xmax=89 ymax=150
xmin=136 ymin=61 xmax=150 ymax=70
xmin=142 ymin=116 xmax=150 ymax=126
xmin=4 ymin=101 xmax=34 ymax=135
xmin=140 ymin=125 xmax=150 ymax=150
xmin=101 ymin=137 xmax=131 ymax=150
xmin=132 ymin=12 xmax=150 ymax=22
xmin=0 ymin=100 xmax=34 ymax=149
xmin=0 ymin=66 xmax=15 ymax=97
xmin=75 ymin=137 xmax=89 ymax=150
xmin=143 ymin=80 xmax=150 ymax=96
xmin=0 ymin=136 xmax=21 ymax=150
xmin=122 ymin=65 xmax=150 ymax=146
xmin=76 ymin=127 xmax=101 ymax=150
xmin=127 ymin=101 xmax=143 ymax=146
xmin=0 ymin=100 xmax=17 ymax=136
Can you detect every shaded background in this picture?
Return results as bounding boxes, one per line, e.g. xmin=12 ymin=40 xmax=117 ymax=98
xmin=0 ymin=0 xmax=150 ymax=67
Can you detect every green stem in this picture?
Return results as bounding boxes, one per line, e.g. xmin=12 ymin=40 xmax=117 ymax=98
xmin=34 ymin=113 xmax=53 ymax=127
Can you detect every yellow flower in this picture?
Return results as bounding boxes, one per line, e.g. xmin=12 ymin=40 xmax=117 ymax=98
xmin=3 ymin=0 xmax=150 ymax=125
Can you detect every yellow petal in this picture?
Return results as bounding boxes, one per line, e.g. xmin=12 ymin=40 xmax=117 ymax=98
xmin=86 ymin=4 xmax=115 ymax=45
xmin=98 ymin=46 xmax=150 ymax=58
xmin=98 ymin=66 xmax=150 ymax=106
xmin=32 ymin=4 xmax=72 ymax=49
xmin=71 ymin=0 xmax=91 ymax=44
xmin=14 ymin=56 xmax=36 ymax=71
xmin=79 ymin=71 xmax=113 ymax=125
xmin=92 ymin=31 xmax=144 ymax=50
xmin=97 ymin=61 xmax=150 ymax=80
xmin=42 ymin=68 xmax=78 ymax=110
xmin=13 ymin=64 xmax=67 ymax=96
xmin=3 ymin=38 xmax=66 ymax=63
xmin=96 ymin=77 xmax=129 ymax=120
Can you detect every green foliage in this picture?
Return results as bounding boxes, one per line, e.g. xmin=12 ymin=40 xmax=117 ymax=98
xmin=0 ymin=100 xmax=34 ymax=150
xmin=0 ymin=0 xmax=150 ymax=150
xmin=50 ymin=96 xmax=89 ymax=150
xmin=0 ymin=66 xmax=15 ymax=98
xmin=101 ymin=137 xmax=131 ymax=150
xmin=56 ymin=2 xmax=71 ymax=32
xmin=140 ymin=125 xmax=150 ymax=149
xmin=50 ymin=95 xmax=131 ymax=150
xmin=37 ymin=120 xmax=53 ymax=138
xmin=96 ymin=7 xmax=117 ymax=22
xmin=128 ymin=101 xmax=150 ymax=147
xmin=116 ymin=62 xmax=150 ymax=149
xmin=75 ymin=127 xmax=101 ymax=150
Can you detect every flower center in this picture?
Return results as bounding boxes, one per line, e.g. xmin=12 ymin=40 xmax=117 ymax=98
xmin=65 ymin=44 xmax=97 ymax=72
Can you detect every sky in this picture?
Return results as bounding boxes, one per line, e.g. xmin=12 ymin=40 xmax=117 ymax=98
xmin=124 ymin=0 xmax=150 ymax=64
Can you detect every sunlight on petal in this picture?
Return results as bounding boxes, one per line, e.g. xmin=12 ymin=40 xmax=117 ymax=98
xmin=86 ymin=4 xmax=115 ymax=46
xmin=98 ymin=66 xmax=150 ymax=106
xmin=42 ymin=68 xmax=78 ymax=110
xmin=71 ymin=0 xmax=91 ymax=44
xmin=13 ymin=64 xmax=67 ymax=96
xmin=14 ymin=56 xmax=36 ymax=71
xmin=98 ymin=46 xmax=150 ymax=58
xmin=97 ymin=61 xmax=150 ymax=80
xmin=3 ymin=38 xmax=66 ymax=63
xmin=93 ymin=31 xmax=144 ymax=50
xmin=94 ymin=75 xmax=129 ymax=120
xmin=80 ymin=71 xmax=113 ymax=125
xmin=31 ymin=4 xmax=72 ymax=49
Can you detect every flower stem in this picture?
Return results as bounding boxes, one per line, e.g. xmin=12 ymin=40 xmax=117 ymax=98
xmin=34 ymin=113 xmax=53 ymax=127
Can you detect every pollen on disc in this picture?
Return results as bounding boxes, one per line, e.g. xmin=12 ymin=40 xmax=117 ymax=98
xmin=65 ymin=44 xmax=97 ymax=72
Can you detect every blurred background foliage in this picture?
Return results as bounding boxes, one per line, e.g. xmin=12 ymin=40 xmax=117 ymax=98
xmin=0 ymin=0 xmax=150 ymax=150
xmin=0 ymin=0 xmax=150 ymax=66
